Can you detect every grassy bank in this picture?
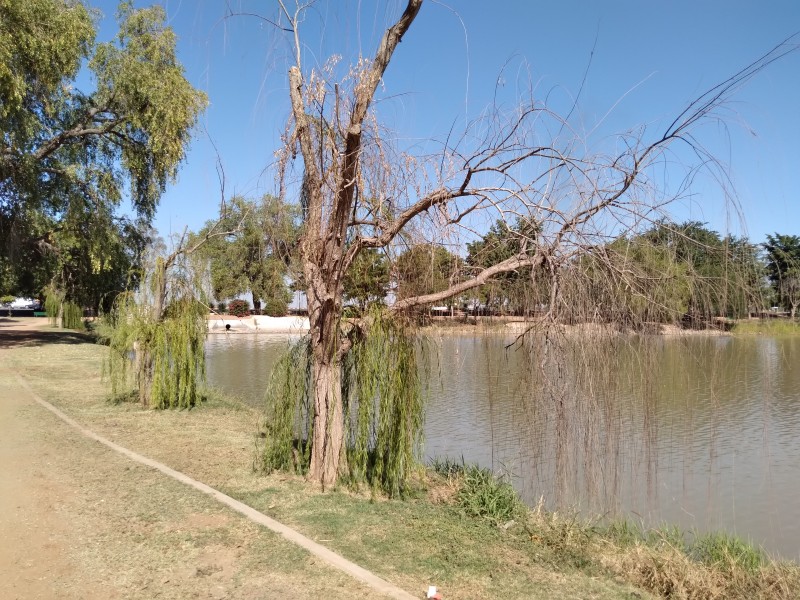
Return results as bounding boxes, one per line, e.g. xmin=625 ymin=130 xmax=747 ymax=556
xmin=4 ymin=321 xmax=799 ymax=599
xmin=732 ymin=319 xmax=800 ymax=335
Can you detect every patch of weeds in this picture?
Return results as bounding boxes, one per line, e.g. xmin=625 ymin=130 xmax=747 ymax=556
xmin=527 ymin=505 xmax=594 ymax=570
xmin=690 ymin=531 xmax=765 ymax=573
xmin=602 ymin=519 xmax=645 ymax=548
xmin=733 ymin=319 xmax=800 ymax=335
xmin=429 ymin=456 xmax=465 ymax=479
xmin=648 ymin=524 xmax=687 ymax=553
xmin=456 ymin=465 xmax=524 ymax=526
xmin=107 ymin=388 xmax=139 ymax=405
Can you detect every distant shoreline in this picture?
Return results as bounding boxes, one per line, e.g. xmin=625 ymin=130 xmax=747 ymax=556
xmin=204 ymin=313 xmax=739 ymax=337
xmin=206 ymin=314 xmax=309 ymax=334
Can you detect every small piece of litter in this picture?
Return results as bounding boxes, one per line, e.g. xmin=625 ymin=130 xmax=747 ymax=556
xmin=426 ymin=585 xmax=442 ymax=599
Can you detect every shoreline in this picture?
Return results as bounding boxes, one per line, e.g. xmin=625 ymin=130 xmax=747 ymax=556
xmin=206 ymin=314 xmax=310 ymax=334
xmin=204 ymin=313 xmax=736 ymax=337
xmin=2 ymin=317 xmax=798 ymax=599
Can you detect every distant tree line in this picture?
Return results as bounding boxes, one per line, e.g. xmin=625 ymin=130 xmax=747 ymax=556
xmin=383 ymin=220 xmax=800 ymax=326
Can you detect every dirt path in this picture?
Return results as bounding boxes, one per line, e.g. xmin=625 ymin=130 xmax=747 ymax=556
xmin=0 ymin=372 xmax=114 ymax=599
xmin=0 ymin=318 xmax=390 ymax=599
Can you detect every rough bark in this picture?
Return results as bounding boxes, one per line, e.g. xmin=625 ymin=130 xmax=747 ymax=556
xmin=307 ymin=335 xmax=345 ymax=486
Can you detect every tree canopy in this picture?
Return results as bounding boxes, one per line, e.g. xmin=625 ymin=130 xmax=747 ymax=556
xmin=763 ymin=233 xmax=800 ymax=316
xmin=341 ymin=247 xmax=390 ymax=313
xmin=465 ymin=219 xmax=540 ymax=315
xmin=0 ymin=0 xmax=206 ymax=306
xmin=395 ymin=243 xmax=461 ymax=303
xmin=191 ymin=195 xmax=298 ymax=315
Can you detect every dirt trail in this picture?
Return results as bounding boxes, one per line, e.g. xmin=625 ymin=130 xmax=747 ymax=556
xmin=0 ymin=369 xmax=114 ymax=599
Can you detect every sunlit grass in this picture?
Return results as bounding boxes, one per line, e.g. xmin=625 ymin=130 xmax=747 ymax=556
xmin=732 ymin=319 xmax=800 ymax=335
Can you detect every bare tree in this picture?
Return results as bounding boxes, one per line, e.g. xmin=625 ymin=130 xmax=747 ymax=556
xmin=274 ymin=0 xmax=796 ymax=487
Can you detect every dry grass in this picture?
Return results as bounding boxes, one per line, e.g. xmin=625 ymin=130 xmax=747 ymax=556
xmin=3 ymin=319 xmax=798 ymax=599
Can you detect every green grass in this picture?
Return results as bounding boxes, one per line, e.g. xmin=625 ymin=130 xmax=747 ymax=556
xmin=732 ymin=319 xmax=800 ymax=335
xmin=691 ymin=531 xmax=766 ymax=573
xmin=456 ymin=464 xmax=525 ymax=526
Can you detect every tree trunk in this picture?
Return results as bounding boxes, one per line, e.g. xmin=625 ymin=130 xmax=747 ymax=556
xmin=137 ymin=346 xmax=153 ymax=407
xmin=308 ymin=286 xmax=344 ymax=488
xmin=307 ymin=348 xmax=345 ymax=488
xmin=305 ymin=280 xmax=346 ymax=488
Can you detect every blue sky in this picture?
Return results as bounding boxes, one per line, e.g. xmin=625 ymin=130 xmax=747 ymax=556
xmin=89 ymin=1 xmax=800 ymax=246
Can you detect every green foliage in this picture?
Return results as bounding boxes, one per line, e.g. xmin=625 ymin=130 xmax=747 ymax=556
xmin=341 ymin=309 xmax=426 ymax=496
xmin=763 ymin=233 xmax=800 ymax=284
xmin=733 ymin=320 xmax=800 ymax=335
xmin=44 ymin=287 xmax=61 ymax=325
xmin=568 ymin=221 xmax=765 ymax=327
xmin=642 ymin=221 xmax=763 ymax=320
xmin=691 ymin=531 xmax=765 ymax=573
xmin=263 ymin=296 xmax=288 ymax=317
xmin=100 ymin=244 xmax=208 ymax=410
xmin=395 ymin=243 xmax=461 ymax=302
xmin=259 ymin=341 xmax=313 ymax=474
xmin=62 ymin=301 xmax=83 ymax=330
xmin=0 ymin=0 xmax=94 ymax=124
xmin=0 ymin=294 xmax=13 ymax=304
xmin=103 ymin=290 xmax=207 ymax=409
xmin=455 ymin=465 xmax=524 ymax=526
xmin=577 ymin=233 xmax=693 ymax=326
xmin=1 ymin=0 xmax=204 ymax=308
xmin=227 ymin=299 xmax=250 ymax=317
xmin=191 ymin=195 xmax=298 ymax=314
xmin=216 ymin=301 xmax=227 ymax=313
xmin=43 ymin=285 xmax=81 ymax=328
xmin=465 ymin=218 xmax=540 ymax=315
xmin=342 ymin=248 xmax=390 ymax=312
xmin=763 ymin=233 xmax=800 ymax=315
xmin=260 ymin=309 xmax=426 ymax=497
xmin=148 ymin=297 xmax=207 ymax=409
xmin=429 ymin=456 xmax=465 ymax=478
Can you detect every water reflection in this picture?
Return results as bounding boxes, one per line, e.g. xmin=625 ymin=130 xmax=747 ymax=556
xmin=206 ymin=332 xmax=800 ymax=560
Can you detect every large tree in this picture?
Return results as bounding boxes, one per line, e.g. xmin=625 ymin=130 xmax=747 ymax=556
xmin=192 ymin=195 xmax=298 ymax=315
xmin=270 ymin=0 xmax=793 ymax=488
xmin=0 ymin=0 xmax=206 ymax=306
xmin=465 ymin=219 xmax=540 ymax=315
xmin=764 ymin=233 xmax=800 ymax=317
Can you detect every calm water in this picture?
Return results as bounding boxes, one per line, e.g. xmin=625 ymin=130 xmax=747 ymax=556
xmin=206 ymin=332 xmax=800 ymax=560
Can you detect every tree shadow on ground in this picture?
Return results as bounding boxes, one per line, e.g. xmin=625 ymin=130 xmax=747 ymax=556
xmin=0 ymin=318 xmax=95 ymax=349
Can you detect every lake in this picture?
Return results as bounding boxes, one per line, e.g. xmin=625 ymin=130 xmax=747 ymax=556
xmin=206 ymin=331 xmax=800 ymax=560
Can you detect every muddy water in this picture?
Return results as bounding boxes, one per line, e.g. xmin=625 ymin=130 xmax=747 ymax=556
xmin=206 ymin=333 xmax=800 ymax=559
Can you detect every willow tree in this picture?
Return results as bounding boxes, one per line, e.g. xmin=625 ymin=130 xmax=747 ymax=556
xmin=0 ymin=0 xmax=206 ymax=305
xmin=104 ymin=226 xmax=233 ymax=409
xmin=272 ymin=0 xmax=794 ymax=488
